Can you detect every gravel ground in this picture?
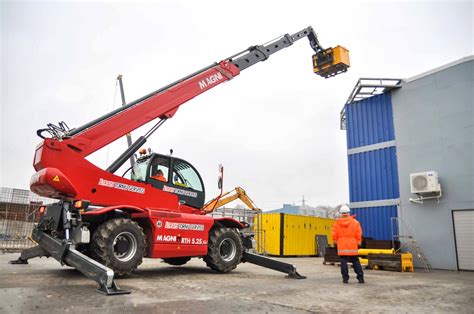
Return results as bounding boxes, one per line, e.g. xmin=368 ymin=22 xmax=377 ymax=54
xmin=0 ymin=253 xmax=473 ymax=313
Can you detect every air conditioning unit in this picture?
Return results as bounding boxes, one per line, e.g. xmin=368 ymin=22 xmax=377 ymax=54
xmin=410 ymin=171 xmax=440 ymax=194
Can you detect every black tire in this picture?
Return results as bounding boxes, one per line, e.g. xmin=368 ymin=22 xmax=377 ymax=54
xmin=91 ymin=218 xmax=146 ymax=276
xmin=204 ymin=226 xmax=243 ymax=273
xmin=162 ymin=257 xmax=191 ymax=266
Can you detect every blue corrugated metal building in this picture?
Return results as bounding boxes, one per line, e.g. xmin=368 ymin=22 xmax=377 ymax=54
xmin=341 ymin=57 xmax=474 ymax=270
xmin=342 ymin=81 xmax=402 ymax=240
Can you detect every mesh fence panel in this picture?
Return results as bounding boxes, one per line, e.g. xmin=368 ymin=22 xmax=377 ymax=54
xmin=210 ymin=207 xmax=260 ymax=252
xmin=0 ymin=187 xmax=55 ymax=251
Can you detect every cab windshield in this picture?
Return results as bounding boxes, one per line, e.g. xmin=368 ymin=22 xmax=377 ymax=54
xmin=172 ymin=159 xmax=203 ymax=192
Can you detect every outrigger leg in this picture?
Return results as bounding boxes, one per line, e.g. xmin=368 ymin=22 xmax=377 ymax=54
xmin=10 ymin=228 xmax=130 ymax=295
xmin=9 ymin=245 xmax=50 ymax=264
xmin=242 ymin=252 xmax=307 ymax=279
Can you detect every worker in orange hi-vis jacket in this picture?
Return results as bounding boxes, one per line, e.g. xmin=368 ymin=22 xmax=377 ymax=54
xmin=151 ymin=169 xmax=167 ymax=182
xmin=331 ymin=205 xmax=365 ymax=284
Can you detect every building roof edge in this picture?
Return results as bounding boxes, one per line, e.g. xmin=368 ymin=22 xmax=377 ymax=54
xmin=406 ymin=55 xmax=474 ymax=83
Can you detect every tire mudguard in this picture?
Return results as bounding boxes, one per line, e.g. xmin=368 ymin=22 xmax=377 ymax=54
xmin=213 ymin=217 xmax=245 ymax=229
xmin=82 ymin=205 xmax=145 ymax=216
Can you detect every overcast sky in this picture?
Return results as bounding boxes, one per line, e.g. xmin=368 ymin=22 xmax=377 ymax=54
xmin=1 ymin=0 xmax=472 ymax=210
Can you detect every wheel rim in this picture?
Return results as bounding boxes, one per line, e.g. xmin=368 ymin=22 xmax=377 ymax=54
xmin=219 ymin=238 xmax=237 ymax=262
xmin=113 ymin=231 xmax=138 ymax=262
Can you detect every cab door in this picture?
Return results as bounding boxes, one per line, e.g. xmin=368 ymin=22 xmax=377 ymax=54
xmin=147 ymin=155 xmax=171 ymax=189
xmin=167 ymin=157 xmax=205 ymax=209
xmin=147 ymin=154 xmax=205 ymax=209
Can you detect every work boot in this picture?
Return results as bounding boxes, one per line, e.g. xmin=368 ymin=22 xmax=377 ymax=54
xmin=358 ymin=279 xmax=365 ymax=284
xmin=343 ymin=279 xmax=348 ymax=284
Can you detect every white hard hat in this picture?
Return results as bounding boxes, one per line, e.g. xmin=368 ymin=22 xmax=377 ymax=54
xmin=340 ymin=205 xmax=351 ymax=214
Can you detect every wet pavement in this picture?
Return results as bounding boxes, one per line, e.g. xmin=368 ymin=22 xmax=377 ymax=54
xmin=0 ymin=253 xmax=473 ymax=313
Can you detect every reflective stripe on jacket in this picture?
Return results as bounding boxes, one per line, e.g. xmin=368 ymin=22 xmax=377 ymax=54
xmin=331 ymin=215 xmax=362 ymax=256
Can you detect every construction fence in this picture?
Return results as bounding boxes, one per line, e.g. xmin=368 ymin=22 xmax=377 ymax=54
xmin=210 ymin=207 xmax=264 ymax=253
xmin=0 ymin=187 xmax=54 ymax=251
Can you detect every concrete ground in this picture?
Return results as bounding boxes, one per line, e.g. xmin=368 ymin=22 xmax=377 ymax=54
xmin=0 ymin=253 xmax=473 ymax=313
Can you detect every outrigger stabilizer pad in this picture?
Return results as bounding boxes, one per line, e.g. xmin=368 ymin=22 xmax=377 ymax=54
xmin=9 ymin=258 xmax=28 ymax=264
xmin=96 ymin=281 xmax=130 ymax=295
xmin=287 ymin=270 xmax=307 ymax=279
xmin=9 ymin=245 xmax=50 ymax=265
xmin=242 ymin=251 xmax=307 ymax=279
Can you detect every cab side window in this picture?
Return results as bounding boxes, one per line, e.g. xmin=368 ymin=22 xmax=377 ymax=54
xmin=149 ymin=156 xmax=170 ymax=183
xmin=172 ymin=159 xmax=203 ymax=192
xmin=131 ymin=160 xmax=148 ymax=182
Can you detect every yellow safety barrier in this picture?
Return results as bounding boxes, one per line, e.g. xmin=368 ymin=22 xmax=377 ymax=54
xmin=401 ymin=253 xmax=414 ymax=272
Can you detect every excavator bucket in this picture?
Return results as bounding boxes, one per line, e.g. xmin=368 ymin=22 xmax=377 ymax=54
xmin=313 ymin=46 xmax=350 ymax=78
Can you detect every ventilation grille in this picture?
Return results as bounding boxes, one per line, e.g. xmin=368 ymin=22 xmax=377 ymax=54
xmin=412 ymin=175 xmax=428 ymax=191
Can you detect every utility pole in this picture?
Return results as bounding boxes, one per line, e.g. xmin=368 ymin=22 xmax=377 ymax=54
xmin=117 ymin=74 xmax=135 ymax=167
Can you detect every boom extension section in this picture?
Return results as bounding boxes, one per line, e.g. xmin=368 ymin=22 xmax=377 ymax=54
xmin=230 ymin=26 xmax=349 ymax=78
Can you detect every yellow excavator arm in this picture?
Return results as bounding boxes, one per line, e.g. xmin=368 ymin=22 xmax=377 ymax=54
xmin=202 ymin=187 xmax=261 ymax=214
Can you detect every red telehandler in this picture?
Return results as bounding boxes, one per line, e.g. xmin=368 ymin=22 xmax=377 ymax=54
xmin=11 ymin=26 xmax=349 ymax=294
